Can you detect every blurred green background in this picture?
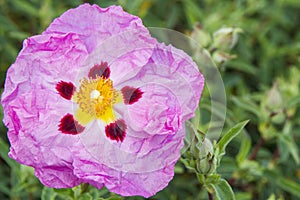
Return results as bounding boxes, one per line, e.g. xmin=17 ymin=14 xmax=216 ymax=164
xmin=0 ymin=0 xmax=300 ymax=199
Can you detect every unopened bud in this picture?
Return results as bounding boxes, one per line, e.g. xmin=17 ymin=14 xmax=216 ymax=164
xmin=196 ymin=138 xmax=214 ymax=174
xmin=197 ymin=157 xmax=212 ymax=174
xmin=199 ymin=138 xmax=214 ymax=159
xmin=266 ymin=81 xmax=283 ymax=110
xmin=190 ymin=22 xmax=211 ymax=49
xmin=212 ymin=51 xmax=237 ymax=64
xmin=213 ymin=27 xmax=242 ymax=51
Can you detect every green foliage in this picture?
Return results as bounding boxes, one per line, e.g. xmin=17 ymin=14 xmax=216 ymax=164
xmin=1 ymin=0 xmax=300 ymax=199
xmin=217 ymin=120 xmax=249 ymax=157
xmin=209 ymin=178 xmax=235 ymax=200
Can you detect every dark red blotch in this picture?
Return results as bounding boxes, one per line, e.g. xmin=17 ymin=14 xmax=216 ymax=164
xmin=105 ymin=119 xmax=127 ymax=142
xmin=88 ymin=62 xmax=111 ymax=79
xmin=59 ymin=113 xmax=85 ymax=135
xmin=121 ymin=86 xmax=143 ymax=105
xmin=56 ymin=81 xmax=76 ymax=100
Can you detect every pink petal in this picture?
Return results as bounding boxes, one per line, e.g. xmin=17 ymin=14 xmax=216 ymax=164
xmin=45 ymin=4 xmax=152 ymax=53
xmin=117 ymin=43 xmax=205 ymax=123
xmin=5 ymin=89 xmax=81 ymax=187
xmin=73 ymin=140 xmax=179 ymax=197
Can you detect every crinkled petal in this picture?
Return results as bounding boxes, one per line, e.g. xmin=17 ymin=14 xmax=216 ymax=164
xmin=78 ymin=30 xmax=156 ymax=85
xmin=1 ymin=33 xmax=88 ymax=106
xmin=6 ymin=89 xmax=82 ymax=187
xmin=73 ymin=136 xmax=181 ymax=197
xmin=77 ymin=118 xmax=184 ymax=173
xmin=114 ymin=83 xmax=181 ymax=137
xmin=116 ymin=43 xmax=204 ymax=122
xmin=45 ymin=4 xmax=153 ymax=53
xmin=45 ymin=4 xmax=157 ymax=86
xmin=1 ymin=33 xmax=89 ymax=187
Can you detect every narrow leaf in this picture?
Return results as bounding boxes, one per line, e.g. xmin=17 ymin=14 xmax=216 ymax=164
xmin=264 ymin=169 xmax=300 ymax=198
xmin=278 ymin=134 xmax=299 ymax=164
xmin=232 ymin=97 xmax=260 ymax=117
xmin=11 ymin=0 xmax=39 ymax=17
xmin=276 ymin=177 xmax=300 ymax=198
xmin=236 ymin=134 xmax=251 ymax=164
xmin=218 ymin=120 xmax=249 ymax=156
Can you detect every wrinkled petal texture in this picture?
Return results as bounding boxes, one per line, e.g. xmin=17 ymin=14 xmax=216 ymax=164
xmin=2 ymin=33 xmax=88 ymax=187
xmin=1 ymin=3 xmax=204 ymax=198
xmin=75 ymin=43 xmax=204 ymax=197
xmin=44 ymin=4 xmax=151 ymax=53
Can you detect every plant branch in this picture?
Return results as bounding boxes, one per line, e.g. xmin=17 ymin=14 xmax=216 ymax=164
xmin=249 ymin=137 xmax=264 ymax=160
xmin=208 ymin=191 xmax=214 ymax=200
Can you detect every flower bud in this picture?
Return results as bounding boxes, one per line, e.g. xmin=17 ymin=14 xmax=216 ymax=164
xmin=190 ymin=22 xmax=211 ymax=49
xmin=199 ymin=138 xmax=214 ymax=159
xmin=266 ymin=81 xmax=283 ymax=111
xmin=197 ymin=157 xmax=212 ymax=174
xmin=213 ymin=27 xmax=242 ymax=51
xmin=212 ymin=51 xmax=237 ymax=64
xmin=196 ymin=138 xmax=214 ymax=174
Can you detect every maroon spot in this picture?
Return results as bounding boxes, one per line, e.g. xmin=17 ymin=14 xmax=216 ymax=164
xmin=59 ymin=114 xmax=85 ymax=135
xmin=121 ymin=86 xmax=143 ymax=105
xmin=88 ymin=62 xmax=111 ymax=79
xmin=105 ymin=119 xmax=127 ymax=142
xmin=56 ymin=81 xmax=76 ymax=100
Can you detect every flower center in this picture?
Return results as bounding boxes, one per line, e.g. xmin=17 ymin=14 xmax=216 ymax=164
xmin=90 ymin=89 xmax=101 ymax=99
xmin=74 ymin=76 xmax=118 ymax=122
xmin=56 ymin=62 xmax=143 ymax=141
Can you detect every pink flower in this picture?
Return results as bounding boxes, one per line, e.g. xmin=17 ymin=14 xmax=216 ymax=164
xmin=1 ymin=4 xmax=204 ymax=198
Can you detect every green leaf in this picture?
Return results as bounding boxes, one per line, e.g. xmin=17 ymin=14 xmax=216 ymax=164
xmin=8 ymin=30 xmax=29 ymax=40
xmin=218 ymin=120 xmax=249 ymax=156
xmin=0 ymin=137 xmax=19 ymax=170
xmin=231 ymin=97 xmax=260 ymax=117
xmin=226 ymin=60 xmax=256 ymax=75
xmin=183 ymin=0 xmax=203 ymax=27
xmin=77 ymin=193 xmax=93 ymax=200
xmin=166 ymin=4 xmax=180 ymax=28
xmin=235 ymin=192 xmax=252 ymax=200
xmin=278 ymin=134 xmax=299 ymax=164
xmin=210 ymin=178 xmax=235 ymax=200
xmin=236 ymin=134 xmax=251 ymax=164
xmin=265 ymin=169 xmax=300 ymax=198
xmin=276 ymin=177 xmax=300 ymax=198
xmin=0 ymin=180 xmax=10 ymax=196
xmin=54 ymin=188 xmax=74 ymax=199
xmin=10 ymin=0 xmax=39 ymax=17
xmin=98 ymin=197 xmax=123 ymax=200
xmin=96 ymin=188 xmax=110 ymax=198
xmin=286 ymin=95 xmax=300 ymax=108
xmin=191 ymin=106 xmax=200 ymax=131
xmin=41 ymin=187 xmax=57 ymax=200
xmin=107 ymin=197 xmax=123 ymax=200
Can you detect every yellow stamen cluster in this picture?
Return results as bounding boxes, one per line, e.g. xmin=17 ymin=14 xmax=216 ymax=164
xmin=74 ymin=76 xmax=118 ymax=120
